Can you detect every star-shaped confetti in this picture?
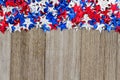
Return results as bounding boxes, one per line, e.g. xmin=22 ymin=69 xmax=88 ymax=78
xmin=0 ymin=0 xmax=119 ymax=33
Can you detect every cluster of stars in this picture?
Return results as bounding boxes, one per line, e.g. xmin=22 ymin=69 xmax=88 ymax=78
xmin=0 ymin=0 xmax=120 ymax=33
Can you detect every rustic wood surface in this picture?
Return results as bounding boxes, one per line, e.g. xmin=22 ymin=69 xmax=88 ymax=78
xmin=0 ymin=29 xmax=119 ymax=80
xmin=0 ymin=31 xmax=11 ymax=80
xmin=46 ymin=30 xmax=81 ymax=80
xmin=10 ymin=29 xmax=45 ymax=80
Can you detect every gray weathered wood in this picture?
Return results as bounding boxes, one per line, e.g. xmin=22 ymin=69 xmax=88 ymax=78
xmin=45 ymin=30 xmax=81 ymax=80
xmin=80 ymin=30 xmax=103 ymax=80
xmin=0 ymin=31 xmax=11 ymax=80
xmin=117 ymin=33 xmax=120 ymax=80
xmin=45 ymin=30 xmax=119 ymax=80
xmin=103 ymin=31 xmax=118 ymax=80
xmin=10 ymin=29 xmax=45 ymax=80
xmin=0 ymin=29 xmax=119 ymax=80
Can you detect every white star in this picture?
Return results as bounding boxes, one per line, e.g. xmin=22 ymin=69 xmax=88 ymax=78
xmin=23 ymin=18 xmax=33 ymax=30
xmin=39 ymin=0 xmax=48 ymax=6
xmin=40 ymin=16 xmax=51 ymax=25
xmin=68 ymin=1 xmax=75 ymax=7
xmin=72 ymin=0 xmax=80 ymax=5
xmin=14 ymin=24 xmax=21 ymax=32
xmin=83 ymin=14 xmax=91 ymax=23
xmin=2 ymin=6 xmax=14 ymax=13
xmin=7 ymin=23 xmax=13 ymax=33
xmin=48 ymin=7 xmax=57 ymax=15
xmin=29 ymin=2 xmax=41 ymax=13
xmin=97 ymin=0 xmax=110 ymax=10
xmin=82 ymin=14 xmax=93 ymax=30
xmin=49 ymin=0 xmax=59 ymax=5
xmin=108 ymin=0 xmax=116 ymax=4
xmin=96 ymin=23 xmax=105 ymax=32
xmin=36 ymin=22 xmax=42 ymax=28
xmin=66 ymin=20 xmax=73 ymax=29
xmin=7 ymin=23 xmax=21 ymax=32
xmin=82 ymin=23 xmax=93 ymax=30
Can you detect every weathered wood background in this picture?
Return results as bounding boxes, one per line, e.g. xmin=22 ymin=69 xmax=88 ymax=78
xmin=0 ymin=29 xmax=120 ymax=80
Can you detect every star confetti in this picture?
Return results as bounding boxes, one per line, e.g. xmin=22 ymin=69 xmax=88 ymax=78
xmin=0 ymin=0 xmax=119 ymax=33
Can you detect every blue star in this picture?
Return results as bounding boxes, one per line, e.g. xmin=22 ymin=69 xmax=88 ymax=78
xmin=41 ymin=24 xmax=50 ymax=32
xmin=58 ymin=22 xmax=67 ymax=31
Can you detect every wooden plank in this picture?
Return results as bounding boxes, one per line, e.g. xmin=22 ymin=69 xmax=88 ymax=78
xmin=10 ymin=29 xmax=45 ymax=80
xmin=0 ymin=31 xmax=11 ymax=80
xmin=81 ymin=30 xmax=104 ymax=80
xmin=117 ymin=33 xmax=120 ymax=80
xmin=103 ymin=31 xmax=118 ymax=80
xmin=45 ymin=30 xmax=81 ymax=80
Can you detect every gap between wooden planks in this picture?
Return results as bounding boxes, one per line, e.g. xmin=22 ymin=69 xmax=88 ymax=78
xmin=0 ymin=28 xmax=120 ymax=80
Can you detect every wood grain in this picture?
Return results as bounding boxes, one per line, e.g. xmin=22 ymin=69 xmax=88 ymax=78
xmin=0 ymin=31 xmax=11 ymax=80
xmin=45 ymin=30 xmax=81 ymax=80
xmin=0 ymin=29 xmax=120 ymax=80
xmin=117 ymin=33 xmax=120 ymax=80
xmin=81 ymin=30 xmax=103 ymax=80
xmin=45 ymin=30 xmax=119 ymax=80
xmin=103 ymin=31 xmax=118 ymax=80
xmin=10 ymin=29 xmax=45 ymax=80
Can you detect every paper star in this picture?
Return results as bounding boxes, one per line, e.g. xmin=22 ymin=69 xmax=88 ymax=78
xmin=66 ymin=20 xmax=73 ymax=29
xmin=41 ymin=24 xmax=50 ymax=32
xmin=29 ymin=1 xmax=41 ymax=13
xmin=48 ymin=7 xmax=57 ymax=15
xmin=49 ymin=0 xmax=59 ymax=5
xmin=108 ymin=0 xmax=116 ymax=4
xmin=82 ymin=23 xmax=93 ymax=30
xmin=14 ymin=23 xmax=21 ymax=32
xmin=116 ymin=11 xmax=120 ymax=18
xmin=72 ymin=0 xmax=81 ymax=5
xmin=106 ymin=24 xmax=113 ymax=32
xmin=97 ymin=0 xmax=110 ymax=10
xmin=59 ymin=22 xmax=67 ymax=31
xmin=81 ymin=14 xmax=93 ymax=30
xmin=39 ymin=0 xmax=48 ymax=6
xmin=2 ymin=6 xmax=14 ymax=13
xmin=82 ymin=14 xmax=91 ymax=23
xmin=96 ymin=23 xmax=105 ymax=32
xmin=68 ymin=1 xmax=75 ymax=7
xmin=36 ymin=22 xmax=42 ymax=28
xmin=110 ymin=4 xmax=118 ymax=12
xmin=23 ymin=18 xmax=33 ymax=30
xmin=115 ymin=26 xmax=120 ymax=33
xmin=7 ymin=23 xmax=13 ymax=33
xmin=40 ymin=16 xmax=51 ymax=25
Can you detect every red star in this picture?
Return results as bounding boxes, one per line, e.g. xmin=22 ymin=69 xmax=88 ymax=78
xmin=94 ymin=5 xmax=101 ymax=13
xmin=116 ymin=12 xmax=120 ymax=18
xmin=57 ymin=10 xmax=67 ymax=19
xmin=73 ymin=4 xmax=82 ymax=13
xmin=49 ymin=24 xmax=58 ymax=30
xmin=72 ymin=4 xmax=84 ymax=24
xmin=101 ymin=9 xmax=109 ymax=16
xmin=6 ymin=1 xmax=15 ymax=7
xmin=0 ymin=19 xmax=8 ymax=33
xmin=116 ymin=26 xmax=120 ymax=33
xmin=67 ymin=0 xmax=71 ymax=3
xmin=104 ymin=15 xmax=111 ymax=24
xmin=110 ymin=4 xmax=118 ymax=12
